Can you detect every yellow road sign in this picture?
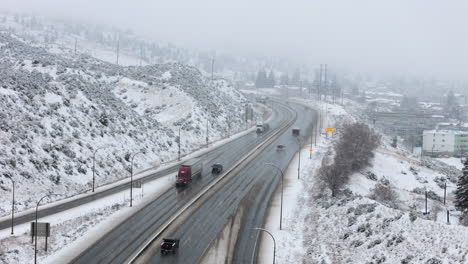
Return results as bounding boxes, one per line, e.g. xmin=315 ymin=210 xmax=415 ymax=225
xmin=309 ymin=148 xmax=313 ymax=152
xmin=325 ymin=127 xmax=335 ymax=132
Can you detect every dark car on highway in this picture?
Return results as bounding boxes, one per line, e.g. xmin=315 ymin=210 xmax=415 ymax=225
xmin=161 ymin=238 xmax=179 ymax=255
xmin=211 ymin=163 xmax=223 ymax=174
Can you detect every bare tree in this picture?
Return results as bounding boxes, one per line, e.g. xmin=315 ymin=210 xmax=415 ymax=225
xmin=320 ymin=122 xmax=380 ymax=197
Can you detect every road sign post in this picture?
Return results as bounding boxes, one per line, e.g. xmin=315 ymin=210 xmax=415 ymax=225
xmin=325 ymin=127 xmax=335 ymax=139
xmin=31 ymin=222 xmax=50 ymax=251
xmin=133 ymin=180 xmax=142 ymax=188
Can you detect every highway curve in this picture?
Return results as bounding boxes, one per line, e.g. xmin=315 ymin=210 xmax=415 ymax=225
xmin=70 ymin=101 xmax=295 ymax=264
xmin=0 ymin=104 xmax=273 ymax=231
xmin=146 ymin=101 xmax=316 ymax=264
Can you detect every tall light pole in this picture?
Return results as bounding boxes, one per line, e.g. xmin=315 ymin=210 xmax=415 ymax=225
xmin=265 ymin=163 xmax=284 ymax=230
xmin=6 ymin=176 xmax=14 ymax=235
xmin=35 ymin=194 xmax=59 ymax=264
xmin=295 ymin=137 xmax=302 ymax=179
xmin=310 ymin=129 xmax=313 ymax=159
xmin=178 ymin=127 xmax=181 ymax=161
xmin=130 ymin=151 xmax=145 ymax=207
xmin=206 ymin=119 xmax=209 ymax=148
xmin=211 ymin=57 xmax=215 ymax=83
xmin=92 ymin=145 xmax=112 ymax=192
xmin=253 ymin=228 xmax=276 ymax=264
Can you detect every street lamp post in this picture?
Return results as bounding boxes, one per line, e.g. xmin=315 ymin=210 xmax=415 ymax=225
xmin=206 ymin=119 xmax=209 ymax=148
xmin=253 ymin=228 xmax=276 ymax=264
xmin=265 ymin=163 xmax=284 ymax=230
xmin=6 ymin=176 xmax=14 ymax=235
xmin=34 ymin=194 xmax=58 ymax=264
xmin=130 ymin=151 xmax=145 ymax=207
xmin=295 ymin=138 xmax=302 ymax=179
xmin=178 ymin=127 xmax=181 ymax=161
xmin=92 ymin=145 xmax=112 ymax=192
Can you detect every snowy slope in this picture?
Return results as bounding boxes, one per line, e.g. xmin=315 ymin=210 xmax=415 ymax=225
xmin=255 ymin=95 xmax=468 ymax=264
xmin=0 ymin=32 xmax=248 ymax=216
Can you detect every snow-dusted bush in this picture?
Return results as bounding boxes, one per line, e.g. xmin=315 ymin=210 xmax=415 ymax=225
xmin=370 ymin=183 xmax=399 ymax=208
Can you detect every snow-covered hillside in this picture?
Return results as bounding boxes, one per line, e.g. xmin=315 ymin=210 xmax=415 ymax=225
xmin=0 ymin=31 xmax=248 ymax=216
xmin=251 ymin=92 xmax=468 ymax=264
xmin=0 ymin=12 xmax=311 ymax=83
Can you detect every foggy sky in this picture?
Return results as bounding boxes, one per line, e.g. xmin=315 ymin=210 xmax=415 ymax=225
xmin=4 ymin=0 xmax=468 ymax=80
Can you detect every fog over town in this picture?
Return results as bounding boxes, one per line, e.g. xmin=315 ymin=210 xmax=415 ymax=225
xmin=4 ymin=0 xmax=468 ymax=80
xmin=0 ymin=1 xmax=467 ymax=264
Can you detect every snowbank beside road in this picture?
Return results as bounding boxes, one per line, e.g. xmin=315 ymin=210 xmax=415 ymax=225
xmin=258 ymin=99 xmax=348 ymax=264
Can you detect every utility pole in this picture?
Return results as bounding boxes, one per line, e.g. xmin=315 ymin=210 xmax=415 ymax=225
xmin=341 ymin=86 xmax=344 ymax=105
xmin=324 ymin=64 xmax=328 ymax=103
xmin=178 ymin=127 xmax=181 ymax=161
xmin=425 ymin=189 xmax=428 ymax=214
xmin=296 ymin=138 xmax=301 ymax=179
xmin=206 ymin=119 xmax=209 ymax=147
xmin=116 ymin=35 xmax=120 ymax=65
xmin=300 ymin=80 xmax=302 ymax=96
xmin=211 ymin=57 xmax=215 ymax=83
xmin=74 ymin=38 xmax=77 ymax=55
xmin=310 ymin=130 xmax=313 ymax=159
xmin=443 ymin=182 xmax=447 ymax=205
xmin=319 ymin=65 xmax=323 ymax=101
xmin=139 ymin=44 xmax=143 ymax=66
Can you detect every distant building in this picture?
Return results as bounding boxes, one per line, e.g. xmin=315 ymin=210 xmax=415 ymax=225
xmin=436 ymin=122 xmax=468 ymax=132
xmin=422 ymin=130 xmax=468 ymax=157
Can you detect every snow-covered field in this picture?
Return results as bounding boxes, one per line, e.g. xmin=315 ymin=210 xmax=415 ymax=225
xmin=257 ymin=95 xmax=468 ymax=264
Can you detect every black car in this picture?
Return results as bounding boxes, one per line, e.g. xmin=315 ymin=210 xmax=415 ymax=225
xmin=161 ymin=238 xmax=179 ymax=255
xmin=211 ymin=163 xmax=223 ymax=174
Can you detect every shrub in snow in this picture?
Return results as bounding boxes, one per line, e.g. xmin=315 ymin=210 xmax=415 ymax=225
xmin=378 ymin=177 xmax=390 ymax=186
xmin=401 ymin=255 xmax=414 ymax=264
xmin=425 ymin=258 xmax=442 ymax=264
xmin=370 ymin=184 xmax=399 ymax=208
xmin=77 ymin=166 xmax=87 ymax=174
xmin=364 ymin=171 xmax=378 ymax=181
xmin=350 ymin=240 xmax=363 ymax=248
xmin=409 ymin=166 xmax=419 ymax=175
xmin=348 ymin=216 xmax=357 ymax=227
xmin=354 ymin=203 xmax=377 ymax=216
xmin=370 ymin=253 xmax=386 ymax=264
xmin=433 ymin=176 xmax=447 ymax=189
xmin=386 ymin=234 xmax=405 ymax=247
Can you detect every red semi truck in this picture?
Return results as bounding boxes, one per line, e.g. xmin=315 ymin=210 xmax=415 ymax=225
xmin=175 ymin=158 xmax=203 ymax=187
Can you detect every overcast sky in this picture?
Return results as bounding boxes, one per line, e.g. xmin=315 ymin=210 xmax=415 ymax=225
xmin=3 ymin=0 xmax=468 ymax=80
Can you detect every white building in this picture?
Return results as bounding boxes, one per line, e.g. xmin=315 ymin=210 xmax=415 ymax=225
xmin=423 ymin=130 xmax=468 ymax=157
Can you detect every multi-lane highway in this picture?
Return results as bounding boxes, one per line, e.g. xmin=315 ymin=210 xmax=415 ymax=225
xmin=70 ymin=101 xmax=301 ymax=264
xmin=0 ymin=104 xmax=274 ymax=231
xmin=144 ymin=102 xmax=315 ymax=264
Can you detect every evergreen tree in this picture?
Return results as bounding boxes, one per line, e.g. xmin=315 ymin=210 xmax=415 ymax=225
xmin=455 ymin=159 xmax=468 ymax=211
xmin=267 ymin=70 xmax=275 ymax=87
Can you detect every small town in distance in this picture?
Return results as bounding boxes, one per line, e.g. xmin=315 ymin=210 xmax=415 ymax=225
xmin=0 ymin=2 xmax=468 ymax=264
